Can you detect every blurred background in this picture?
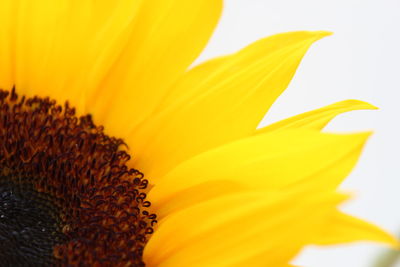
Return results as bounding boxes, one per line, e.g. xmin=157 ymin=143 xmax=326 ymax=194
xmin=195 ymin=0 xmax=400 ymax=266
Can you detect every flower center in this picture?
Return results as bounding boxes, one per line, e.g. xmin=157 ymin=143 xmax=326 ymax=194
xmin=0 ymin=88 xmax=156 ymax=266
xmin=0 ymin=179 xmax=66 ymax=266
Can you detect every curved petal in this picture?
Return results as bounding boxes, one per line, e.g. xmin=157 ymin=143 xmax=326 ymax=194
xmin=87 ymin=0 xmax=223 ymax=137
xmin=257 ymin=100 xmax=377 ymax=133
xmin=128 ymin=31 xmax=332 ymax=179
xmin=144 ymin=191 xmax=347 ymax=267
xmin=148 ymin=130 xmax=370 ymax=218
xmin=314 ymin=211 xmax=398 ymax=247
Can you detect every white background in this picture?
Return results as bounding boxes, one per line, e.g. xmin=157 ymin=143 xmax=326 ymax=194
xmin=196 ymin=0 xmax=400 ymax=266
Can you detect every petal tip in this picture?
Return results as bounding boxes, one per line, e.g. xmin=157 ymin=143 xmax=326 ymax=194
xmin=376 ymin=230 xmax=400 ymax=249
xmin=313 ymin=30 xmax=333 ymax=40
xmin=344 ymin=99 xmax=379 ymax=110
xmin=356 ymin=131 xmax=374 ymax=142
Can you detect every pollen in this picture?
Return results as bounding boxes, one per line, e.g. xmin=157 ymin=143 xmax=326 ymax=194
xmin=0 ymin=88 xmax=156 ymax=266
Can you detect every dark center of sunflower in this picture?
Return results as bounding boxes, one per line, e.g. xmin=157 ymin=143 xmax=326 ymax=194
xmin=0 ymin=179 xmax=66 ymax=266
xmin=0 ymin=88 xmax=156 ymax=266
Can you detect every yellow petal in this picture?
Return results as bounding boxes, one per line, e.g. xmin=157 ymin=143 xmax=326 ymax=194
xmin=88 ymin=0 xmax=223 ymax=138
xmin=128 ymin=31 xmax=332 ymax=179
xmin=314 ymin=211 xmax=398 ymax=247
xmin=0 ymin=0 xmax=221 ymax=122
xmin=0 ymin=0 xmax=15 ymax=91
xmin=144 ymin=191 xmax=347 ymax=267
xmin=157 ymin=55 xmax=228 ymax=108
xmin=0 ymin=0 xmax=144 ymax=112
xmin=257 ymin=100 xmax=377 ymax=133
xmin=148 ymin=130 xmax=370 ymax=218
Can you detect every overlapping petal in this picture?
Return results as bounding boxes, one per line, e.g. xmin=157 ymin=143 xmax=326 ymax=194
xmin=0 ymin=0 xmax=222 ymax=133
xmin=87 ymin=0 xmax=223 ymax=137
xmin=127 ymin=31 xmax=333 ymax=179
xmin=148 ymin=129 xmax=370 ymax=218
xmin=0 ymin=0 xmax=144 ymax=111
xmin=144 ymin=191 xmax=348 ymax=267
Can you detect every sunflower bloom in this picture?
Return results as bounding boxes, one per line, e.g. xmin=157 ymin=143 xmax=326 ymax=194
xmin=0 ymin=0 xmax=395 ymax=266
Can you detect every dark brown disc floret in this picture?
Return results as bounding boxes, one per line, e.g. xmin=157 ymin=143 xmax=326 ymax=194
xmin=0 ymin=88 xmax=156 ymax=266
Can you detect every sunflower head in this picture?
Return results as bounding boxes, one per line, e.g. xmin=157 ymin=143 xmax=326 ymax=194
xmin=0 ymin=88 xmax=155 ymax=266
xmin=0 ymin=0 xmax=396 ymax=266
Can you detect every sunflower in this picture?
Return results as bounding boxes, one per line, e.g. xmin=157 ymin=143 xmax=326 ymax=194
xmin=0 ymin=0 xmax=396 ymax=266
